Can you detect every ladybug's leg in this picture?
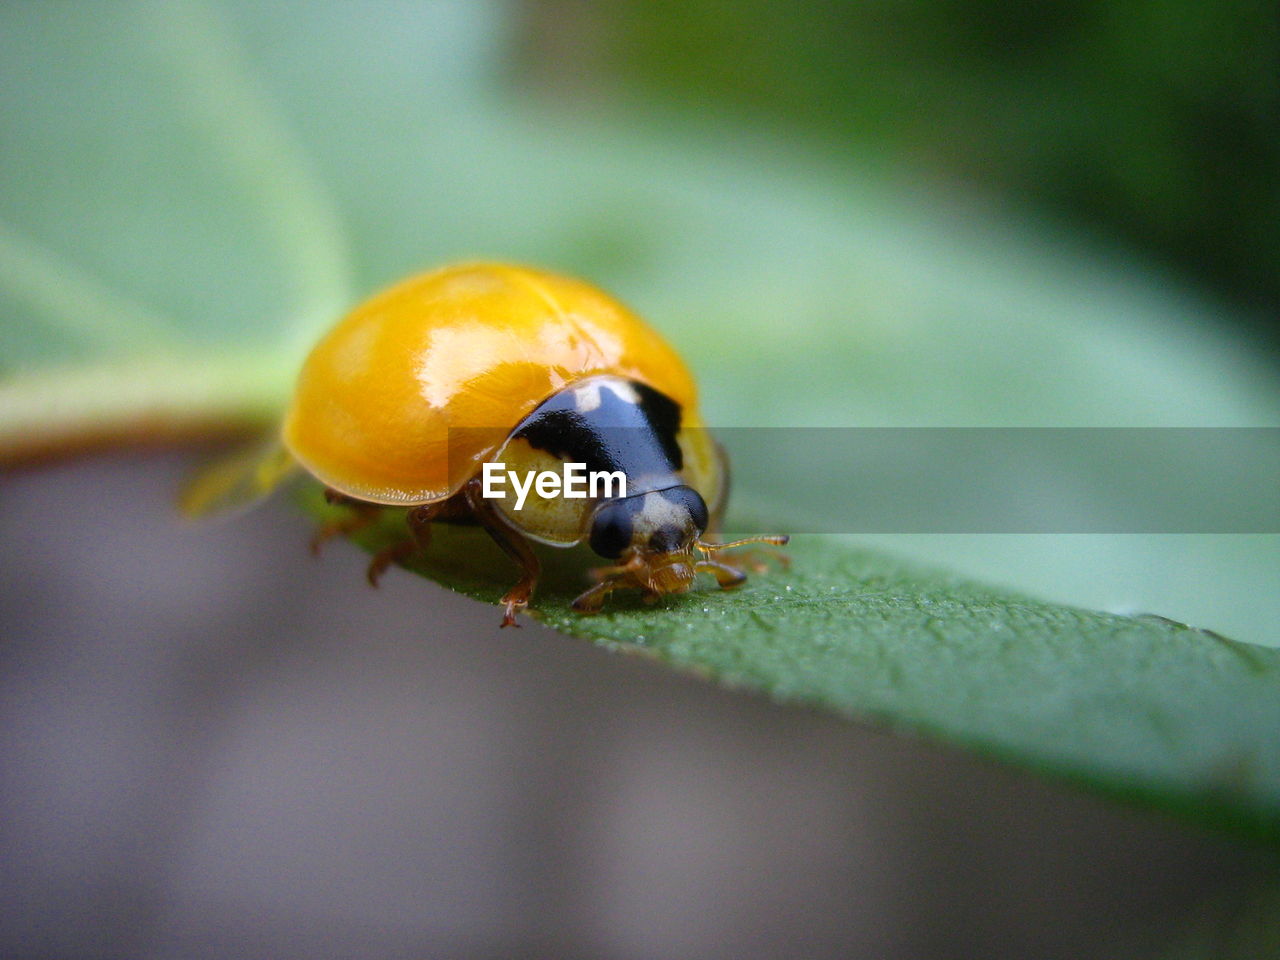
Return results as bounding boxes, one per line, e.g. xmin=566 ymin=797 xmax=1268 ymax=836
xmin=463 ymin=479 xmax=541 ymax=628
xmin=717 ymin=547 xmax=790 ymax=575
xmin=574 ymin=553 xmax=651 ymax=612
xmin=696 ymin=559 xmax=748 ymax=589
xmin=367 ymin=504 xmax=438 ymax=587
xmin=310 ymin=490 xmax=382 ymax=556
xmin=570 ymin=578 xmax=623 ymax=614
xmin=697 ymin=534 xmax=791 ymax=574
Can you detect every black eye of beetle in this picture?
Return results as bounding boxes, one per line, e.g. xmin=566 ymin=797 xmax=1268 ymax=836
xmin=588 ymin=501 xmax=634 ymax=559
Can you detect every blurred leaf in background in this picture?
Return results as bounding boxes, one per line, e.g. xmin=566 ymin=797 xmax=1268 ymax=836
xmin=530 ymin=0 xmax=1280 ymax=347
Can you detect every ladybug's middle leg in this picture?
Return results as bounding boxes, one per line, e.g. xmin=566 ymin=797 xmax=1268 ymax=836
xmin=464 ymin=478 xmax=541 ymax=628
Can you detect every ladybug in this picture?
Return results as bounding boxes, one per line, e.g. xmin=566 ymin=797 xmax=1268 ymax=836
xmin=189 ymin=262 xmax=786 ymax=625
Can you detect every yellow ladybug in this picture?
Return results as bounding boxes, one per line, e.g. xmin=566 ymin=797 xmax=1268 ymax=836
xmin=187 ymin=262 xmax=786 ymax=625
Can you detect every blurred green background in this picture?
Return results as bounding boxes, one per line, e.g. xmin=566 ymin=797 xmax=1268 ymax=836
xmin=523 ymin=0 xmax=1280 ymax=350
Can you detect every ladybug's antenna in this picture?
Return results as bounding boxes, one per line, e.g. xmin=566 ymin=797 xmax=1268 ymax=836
xmin=697 ymin=534 xmax=790 ymax=554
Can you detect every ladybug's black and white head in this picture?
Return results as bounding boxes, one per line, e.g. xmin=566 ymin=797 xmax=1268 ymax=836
xmin=588 ymin=485 xmax=709 ymax=594
xmin=497 ymin=373 xmax=787 ymax=612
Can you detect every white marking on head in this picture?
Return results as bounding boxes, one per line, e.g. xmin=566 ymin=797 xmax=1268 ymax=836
xmin=631 ymin=490 xmax=689 ymax=538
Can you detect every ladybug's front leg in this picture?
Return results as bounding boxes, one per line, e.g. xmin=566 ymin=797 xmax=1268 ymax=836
xmin=696 ymin=559 xmax=748 ymax=589
xmin=573 ymin=554 xmax=647 ymax=612
xmin=571 ymin=577 xmax=622 ymax=614
xmin=464 ymin=478 xmax=541 ymax=628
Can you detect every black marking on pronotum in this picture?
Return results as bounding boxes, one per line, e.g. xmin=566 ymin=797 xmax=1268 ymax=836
xmin=631 ymin=382 xmax=682 ymax=466
xmin=513 ymin=377 xmax=685 ymax=481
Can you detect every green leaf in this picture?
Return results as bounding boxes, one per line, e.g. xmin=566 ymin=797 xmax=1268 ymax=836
xmin=316 ymin=488 xmax=1280 ymax=845
xmin=3 ymin=0 xmax=1280 ymax=840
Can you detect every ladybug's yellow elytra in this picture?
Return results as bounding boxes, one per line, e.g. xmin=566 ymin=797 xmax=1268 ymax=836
xmin=284 ymin=262 xmax=701 ymax=506
xmin=198 ymin=262 xmax=786 ymax=625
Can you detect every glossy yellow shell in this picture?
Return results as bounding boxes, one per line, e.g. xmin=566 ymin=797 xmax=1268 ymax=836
xmin=283 ymin=262 xmax=700 ymax=505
